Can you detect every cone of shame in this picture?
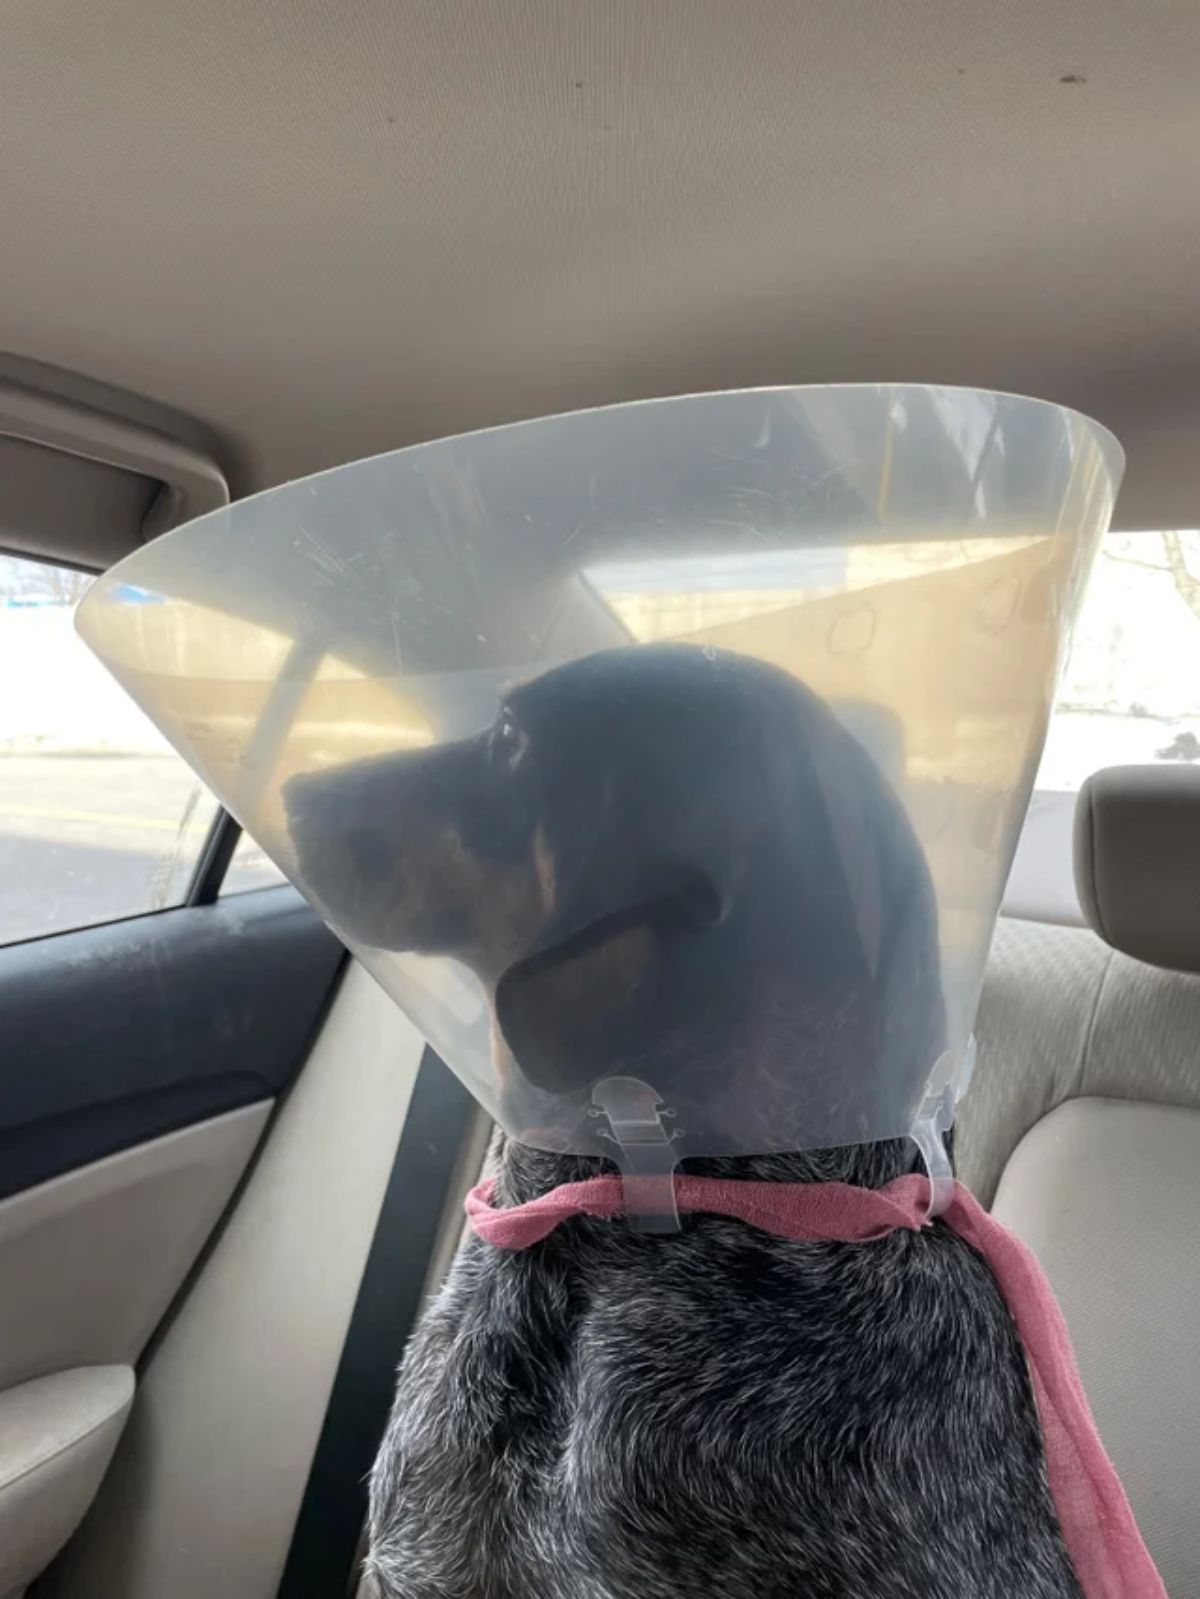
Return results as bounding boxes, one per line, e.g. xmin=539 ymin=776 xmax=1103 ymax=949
xmin=76 ymin=387 xmax=1121 ymax=1192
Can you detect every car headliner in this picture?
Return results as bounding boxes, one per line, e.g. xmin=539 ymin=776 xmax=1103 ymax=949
xmin=0 ymin=0 xmax=1195 ymax=531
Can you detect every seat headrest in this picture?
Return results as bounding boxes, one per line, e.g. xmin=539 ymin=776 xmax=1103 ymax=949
xmin=1074 ymin=765 xmax=1200 ymax=973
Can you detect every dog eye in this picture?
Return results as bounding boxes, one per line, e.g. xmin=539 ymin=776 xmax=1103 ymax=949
xmin=493 ymin=708 xmax=527 ymax=765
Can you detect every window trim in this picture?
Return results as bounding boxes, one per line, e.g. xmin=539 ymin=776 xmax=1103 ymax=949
xmin=187 ymin=811 xmax=244 ymax=905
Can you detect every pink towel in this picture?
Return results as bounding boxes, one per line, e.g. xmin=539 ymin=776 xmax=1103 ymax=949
xmin=466 ymin=1173 xmax=1165 ymax=1599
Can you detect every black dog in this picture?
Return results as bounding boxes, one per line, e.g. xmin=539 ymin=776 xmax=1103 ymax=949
xmin=286 ymin=644 xmax=1080 ymax=1599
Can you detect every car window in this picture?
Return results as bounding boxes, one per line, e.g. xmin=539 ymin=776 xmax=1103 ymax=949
xmin=1006 ymin=530 xmax=1200 ymax=922
xmin=0 ymin=553 xmax=222 ymax=945
xmin=222 ymin=828 xmax=287 ymax=897
xmin=1039 ymin=530 xmax=1200 ymax=785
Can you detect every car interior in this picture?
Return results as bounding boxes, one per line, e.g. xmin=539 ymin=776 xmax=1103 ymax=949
xmin=0 ymin=3 xmax=1198 ymax=1597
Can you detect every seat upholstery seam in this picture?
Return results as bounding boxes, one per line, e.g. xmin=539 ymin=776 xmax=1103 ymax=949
xmin=1072 ymin=944 xmax=1114 ymax=1102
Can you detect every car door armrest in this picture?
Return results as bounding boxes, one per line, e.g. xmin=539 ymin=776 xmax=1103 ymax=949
xmin=0 ymin=1365 xmax=134 ymax=1598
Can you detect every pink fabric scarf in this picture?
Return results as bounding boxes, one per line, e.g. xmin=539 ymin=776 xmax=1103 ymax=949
xmin=466 ymin=1173 xmax=1165 ymax=1599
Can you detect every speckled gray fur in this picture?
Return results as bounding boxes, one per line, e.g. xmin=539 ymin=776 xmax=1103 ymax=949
xmin=366 ymin=1136 xmax=1081 ymax=1599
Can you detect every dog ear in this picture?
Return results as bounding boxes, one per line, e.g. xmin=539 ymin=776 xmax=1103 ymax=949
xmin=494 ymin=856 xmax=727 ymax=1094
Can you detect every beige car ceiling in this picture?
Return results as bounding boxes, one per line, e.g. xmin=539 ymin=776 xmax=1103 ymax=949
xmin=0 ymin=0 xmax=1195 ymax=527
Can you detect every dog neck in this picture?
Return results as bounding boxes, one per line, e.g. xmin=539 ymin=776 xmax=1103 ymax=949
xmin=494 ymin=1132 xmax=920 ymax=1207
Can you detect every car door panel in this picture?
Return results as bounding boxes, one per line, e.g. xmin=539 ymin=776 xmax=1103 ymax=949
xmin=0 ymin=1103 xmax=270 ymax=1393
xmin=0 ymin=1364 xmax=134 ymax=1599
xmin=36 ymin=966 xmax=430 ymax=1599
xmin=0 ymin=882 xmax=344 ymax=1597
xmin=0 ymin=888 xmax=343 ymax=1200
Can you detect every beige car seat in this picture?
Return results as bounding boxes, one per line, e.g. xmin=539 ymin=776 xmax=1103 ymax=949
xmin=958 ymin=765 xmax=1200 ymax=1598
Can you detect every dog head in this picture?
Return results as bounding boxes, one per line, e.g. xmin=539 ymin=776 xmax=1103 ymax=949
xmin=284 ymin=643 xmax=943 ymax=1149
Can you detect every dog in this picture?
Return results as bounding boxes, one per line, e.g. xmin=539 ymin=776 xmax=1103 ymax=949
xmin=285 ymin=643 xmax=1080 ymax=1599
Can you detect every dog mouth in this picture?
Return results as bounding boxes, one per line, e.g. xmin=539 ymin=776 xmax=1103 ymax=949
xmin=308 ymin=876 xmax=473 ymax=956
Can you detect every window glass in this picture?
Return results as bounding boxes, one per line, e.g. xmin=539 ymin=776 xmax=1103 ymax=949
xmin=12 ymin=533 xmax=1188 ymax=939
xmin=1037 ymin=530 xmax=1200 ymax=788
xmin=0 ymin=554 xmax=220 ymax=945
xmin=1006 ymin=530 xmax=1200 ymax=922
xmin=222 ymin=828 xmax=287 ymax=896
